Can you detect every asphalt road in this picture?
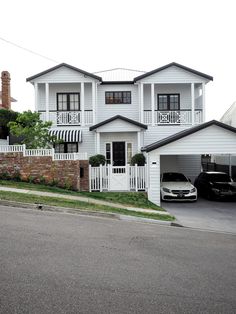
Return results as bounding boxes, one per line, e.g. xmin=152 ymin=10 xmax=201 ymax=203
xmin=0 ymin=205 xmax=236 ymax=314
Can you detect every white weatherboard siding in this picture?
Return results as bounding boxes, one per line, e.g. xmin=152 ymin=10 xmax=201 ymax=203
xmin=138 ymin=66 xmax=209 ymax=84
xmin=144 ymin=125 xmax=191 ymax=146
xmin=96 ymin=84 xmax=139 ymax=122
xmin=30 ymin=66 xmax=99 ymax=84
xmin=148 ymin=154 xmax=161 ymax=205
xmin=149 ymin=125 xmax=236 ymax=155
xmin=78 ymin=128 xmax=95 ymax=157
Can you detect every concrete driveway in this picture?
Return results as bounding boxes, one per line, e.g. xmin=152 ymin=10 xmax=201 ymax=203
xmin=162 ymin=198 xmax=236 ymax=234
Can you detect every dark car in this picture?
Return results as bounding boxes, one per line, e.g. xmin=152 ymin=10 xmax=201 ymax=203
xmin=194 ymin=171 xmax=236 ymax=200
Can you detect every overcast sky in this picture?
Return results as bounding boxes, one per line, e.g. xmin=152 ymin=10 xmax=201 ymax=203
xmin=0 ymin=0 xmax=235 ymax=120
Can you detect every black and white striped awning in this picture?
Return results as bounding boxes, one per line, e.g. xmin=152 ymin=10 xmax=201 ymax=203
xmin=49 ymin=129 xmax=82 ymax=142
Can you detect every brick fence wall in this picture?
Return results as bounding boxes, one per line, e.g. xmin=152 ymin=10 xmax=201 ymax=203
xmin=0 ymin=152 xmax=89 ymax=191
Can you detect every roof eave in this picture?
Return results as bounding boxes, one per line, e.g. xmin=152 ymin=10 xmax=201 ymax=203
xmin=26 ymin=63 xmax=102 ymax=82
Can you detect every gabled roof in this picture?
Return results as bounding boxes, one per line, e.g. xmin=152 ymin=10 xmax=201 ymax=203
xmin=134 ymin=62 xmax=213 ymax=82
xmin=26 ymin=63 xmax=102 ymax=82
xmin=89 ymin=115 xmax=147 ymax=131
xmin=142 ymin=120 xmax=236 ymax=152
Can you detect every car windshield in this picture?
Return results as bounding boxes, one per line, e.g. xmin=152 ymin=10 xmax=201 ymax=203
xmin=208 ymin=174 xmax=231 ymax=182
xmin=162 ymin=173 xmax=188 ymax=182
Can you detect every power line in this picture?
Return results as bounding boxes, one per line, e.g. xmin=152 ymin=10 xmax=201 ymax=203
xmin=0 ymin=36 xmax=59 ymax=63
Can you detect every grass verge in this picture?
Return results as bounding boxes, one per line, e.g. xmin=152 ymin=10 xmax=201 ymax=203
xmin=0 ymin=190 xmax=174 ymax=221
xmin=0 ymin=180 xmax=164 ymax=211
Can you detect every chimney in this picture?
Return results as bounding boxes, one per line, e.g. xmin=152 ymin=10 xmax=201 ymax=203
xmin=1 ymin=71 xmax=11 ymax=110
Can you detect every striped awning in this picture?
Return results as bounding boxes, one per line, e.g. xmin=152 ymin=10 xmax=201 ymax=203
xmin=49 ymin=129 xmax=82 ymax=142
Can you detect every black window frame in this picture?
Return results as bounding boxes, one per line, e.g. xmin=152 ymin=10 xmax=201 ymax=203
xmin=57 ymin=93 xmax=80 ymax=111
xmin=54 ymin=142 xmax=78 ymax=153
xmin=105 ymin=91 xmax=131 ymax=104
xmin=157 ymin=94 xmax=180 ymax=111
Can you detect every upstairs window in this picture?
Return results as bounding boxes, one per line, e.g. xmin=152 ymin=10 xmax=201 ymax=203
xmin=105 ymin=91 xmax=131 ymax=104
xmin=157 ymin=94 xmax=180 ymax=110
xmin=57 ymin=93 xmax=80 ymax=111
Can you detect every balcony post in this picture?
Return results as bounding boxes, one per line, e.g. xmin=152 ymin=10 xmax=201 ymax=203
xmin=202 ymin=82 xmax=205 ymax=122
xmin=140 ymin=83 xmax=144 ymax=123
xmin=92 ymin=82 xmax=96 ymax=124
xmin=34 ymin=83 xmax=38 ymax=112
xmin=96 ymin=131 xmax=100 ymax=154
xmin=45 ymin=83 xmax=49 ymax=121
xmin=151 ymin=83 xmax=155 ymax=126
xmin=81 ymin=82 xmax=85 ymax=126
xmin=137 ymin=131 xmax=141 ymax=152
xmin=191 ymin=83 xmax=195 ymax=125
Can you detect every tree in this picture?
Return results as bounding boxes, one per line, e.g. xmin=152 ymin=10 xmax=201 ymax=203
xmin=8 ymin=110 xmax=57 ymax=148
xmin=0 ymin=109 xmax=19 ymax=139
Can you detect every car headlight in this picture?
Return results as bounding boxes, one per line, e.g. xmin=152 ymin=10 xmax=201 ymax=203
xmin=163 ymin=187 xmax=171 ymax=193
xmin=190 ymin=187 xmax=196 ymax=193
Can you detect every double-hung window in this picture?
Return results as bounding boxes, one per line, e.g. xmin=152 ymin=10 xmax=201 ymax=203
xmin=105 ymin=91 xmax=131 ymax=104
xmin=57 ymin=93 xmax=80 ymax=111
xmin=157 ymin=94 xmax=180 ymax=111
xmin=54 ymin=143 xmax=78 ymax=153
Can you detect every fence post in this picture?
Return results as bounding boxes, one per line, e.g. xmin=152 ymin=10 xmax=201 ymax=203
xmin=135 ymin=164 xmax=138 ymax=192
xmin=51 ymin=148 xmax=55 ymax=161
xmin=22 ymin=144 xmax=26 ymax=156
xmin=144 ymin=164 xmax=147 ymax=191
xmin=99 ymin=164 xmax=103 ymax=192
xmin=89 ymin=164 xmax=92 ymax=192
xmin=126 ymin=164 xmax=130 ymax=191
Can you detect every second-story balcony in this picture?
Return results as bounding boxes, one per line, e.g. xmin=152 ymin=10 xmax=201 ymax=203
xmin=39 ymin=110 xmax=93 ymax=126
xmin=143 ymin=109 xmax=202 ymax=125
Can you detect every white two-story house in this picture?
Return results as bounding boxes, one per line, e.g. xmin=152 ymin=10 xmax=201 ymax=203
xmin=27 ymin=62 xmax=210 ymax=164
xmin=26 ymin=62 xmax=236 ymax=205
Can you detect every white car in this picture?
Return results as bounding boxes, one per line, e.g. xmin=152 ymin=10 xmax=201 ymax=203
xmin=161 ymin=172 xmax=197 ymax=201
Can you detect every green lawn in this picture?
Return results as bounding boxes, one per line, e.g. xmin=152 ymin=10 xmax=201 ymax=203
xmin=0 ymin=190 xmax=174 ymax=221
xmin=0 ymin=180 xmax=164 ymax=211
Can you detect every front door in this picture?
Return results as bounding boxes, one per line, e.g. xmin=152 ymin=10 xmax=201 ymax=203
xmin=112 ymin=142 xmax=125 ymax=166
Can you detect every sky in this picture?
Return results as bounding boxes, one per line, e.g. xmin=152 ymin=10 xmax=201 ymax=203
xmin=0 ymin=0 xmax=235 ymax=120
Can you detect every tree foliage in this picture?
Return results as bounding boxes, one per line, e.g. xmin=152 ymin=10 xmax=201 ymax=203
xmin=8 ymin=110 xmax=57 ymax=148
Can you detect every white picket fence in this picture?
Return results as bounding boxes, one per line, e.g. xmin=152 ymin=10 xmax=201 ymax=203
xmin=89 ymin=164 xmax=147 ymax=192
xmin=0 ymin=145 xmax=88 ymax=160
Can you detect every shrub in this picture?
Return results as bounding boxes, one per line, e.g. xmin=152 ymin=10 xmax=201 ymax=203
xmin=89 ymin=154 xmax=106 ymax=167
xmin=130 ymin=153 xmax=146 ymax=166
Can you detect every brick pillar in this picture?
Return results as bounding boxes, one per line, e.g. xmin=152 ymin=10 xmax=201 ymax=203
xmin=1 ymin=71 xmax=11 ymax=110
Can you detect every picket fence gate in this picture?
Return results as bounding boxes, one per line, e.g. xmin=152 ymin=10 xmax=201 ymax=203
xmin=89 ymin=164 xmax=148 ymax=192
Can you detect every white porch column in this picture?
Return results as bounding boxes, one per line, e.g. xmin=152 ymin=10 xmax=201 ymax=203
xmin=81 ymin=82 xmax=85 ymax=126
xmin=148 ymin=153 xmax=161 ymax=205
xmin=191 ymin=83 xmax=195 ymax=125
xmin=96 ymin=131 xmax=100 ymax=154
xmin=140 ymin=83 xmax=144 ymax=123
xmin=34 ymin=83 xmax=38 ymax=112
xmin=202 ymin=82 xmax=206 ymax=123
xmin=137 ymin=131 xmax=141 ymax=152
xmin=92 ymin=82 xmax=96 ymax=124
xmin=45 ymin=83 xmax=49 ymax=121
xmin=151 ymin=83 xmax=155 ymax=126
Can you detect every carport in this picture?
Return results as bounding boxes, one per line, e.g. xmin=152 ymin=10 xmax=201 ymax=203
xmin=142 ymin=120 xmax=236 ymax=206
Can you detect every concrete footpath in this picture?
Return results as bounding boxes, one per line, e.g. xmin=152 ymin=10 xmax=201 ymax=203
xmin=0 ymin=186 xmax=170 ymax=216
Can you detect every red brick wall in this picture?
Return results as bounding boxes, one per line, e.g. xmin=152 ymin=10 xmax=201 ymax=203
xmin=0 ymin=152 xmax=89 ymax=191
xmin=1 ymin=71 xmax=11 ymax=110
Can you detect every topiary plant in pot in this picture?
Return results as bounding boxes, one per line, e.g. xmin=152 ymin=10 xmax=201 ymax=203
xmin=89 ymin=154 xmax=106 ymax=167
xmin=130 ymin=153 xmax=146 ymax=166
